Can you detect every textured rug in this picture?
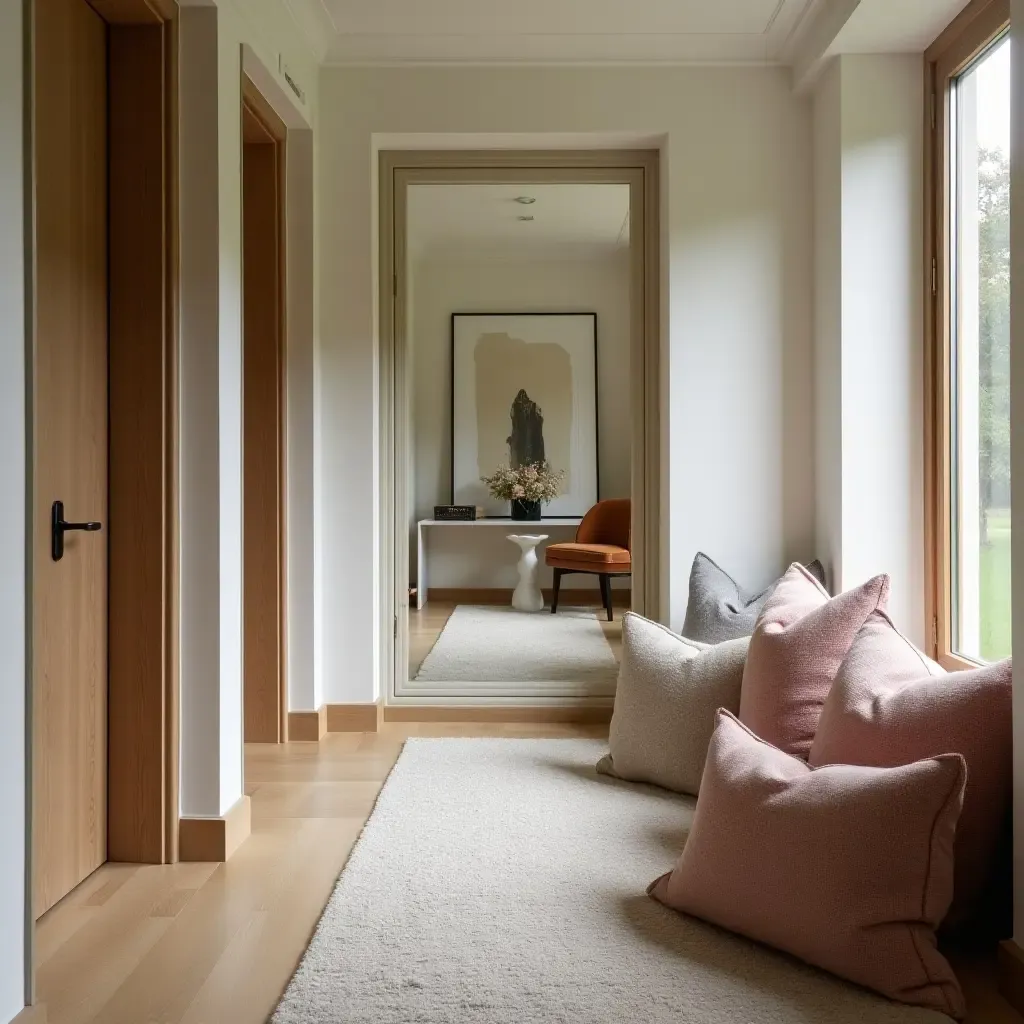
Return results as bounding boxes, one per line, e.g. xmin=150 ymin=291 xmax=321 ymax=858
xmin=273 ymin=740 xmax=947 ymax=1024
xmin=414 ymin=604 xmax=618 ymax=684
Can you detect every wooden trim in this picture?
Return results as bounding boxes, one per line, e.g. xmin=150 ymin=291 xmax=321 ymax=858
xmin=926 ymin=0 xmax=1009 ymax=65
xmin=106 ymin=17 xmax=179 ymax=867
xmin=87 ymin=0 xmax=164 ymax=23
xmin=379 ymin=150 xmax=661 ymax=705
xmin=939 ymin=652 xmax=985 ymax=673
xmin=998 ymin=940 xmax=1024 ymax=1016
xmin=179 ymin=795 xmax=251 ymax=863
xmin=424 ymin=587 xmax=631 ymax=606
xmin=287 ymin=706 xmax=327 ymax=742
xmin=383 ymin=705 xmax=613 ymax=724
xmin=326 ymin=703 xmax=383 ymax=733
xmin=924 ymin=0 xmax=1009 ymax=662
xmin=242 ymin=98 xmax=287 ymax=743
xmin=105 ymin=7 xmax=179 ymax=866
xmin=242 ymin=75 xmax=287 ymax=143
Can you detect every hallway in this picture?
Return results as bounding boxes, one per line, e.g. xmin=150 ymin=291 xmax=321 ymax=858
xmin=31 ymin=724 xmax=604 ymax=1024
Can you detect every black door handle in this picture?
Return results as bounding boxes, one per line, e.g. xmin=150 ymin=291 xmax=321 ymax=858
xmin=51 ymin=500 xmax=102 ymax=562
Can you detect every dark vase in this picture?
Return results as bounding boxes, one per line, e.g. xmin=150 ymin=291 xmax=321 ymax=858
xmin=511 ymin=499 xmax=542 ymax=522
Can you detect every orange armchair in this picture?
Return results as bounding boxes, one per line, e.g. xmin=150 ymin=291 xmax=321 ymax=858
xmin=545 ymin=498 xmax=631 ymax=621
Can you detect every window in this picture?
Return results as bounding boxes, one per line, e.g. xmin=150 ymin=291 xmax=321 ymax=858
xmin=928 ymin=0 xmax=1011 ymax=667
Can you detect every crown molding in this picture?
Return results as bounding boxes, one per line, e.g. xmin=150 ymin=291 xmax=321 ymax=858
xmin=278 ymin=0 xmax=335 ymax=63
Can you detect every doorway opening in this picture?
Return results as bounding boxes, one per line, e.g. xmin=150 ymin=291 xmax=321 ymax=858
xmin=379 ymin=153 xmax=661 ymax=710
xmin=32 ymin=0 xmax=178 ymax=920
xmin=241 ymin=79 xmax=288 ymax=743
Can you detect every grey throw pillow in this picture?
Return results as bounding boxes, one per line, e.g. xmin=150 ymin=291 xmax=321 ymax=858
xmin=597 ymin=612 xmax=750 ymax=795
xmin=680 ymin=553 xmax=826 ymax=644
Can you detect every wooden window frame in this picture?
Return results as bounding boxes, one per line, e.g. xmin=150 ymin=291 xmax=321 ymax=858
xmin=925 ymin=0 xmax=1010 ymax=671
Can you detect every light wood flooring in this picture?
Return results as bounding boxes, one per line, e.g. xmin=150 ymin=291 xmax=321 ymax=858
xmin=27 ymin=723 xmax=1022 ymax=1024
xmin=409 ymin=598 xmax=624 ymax=678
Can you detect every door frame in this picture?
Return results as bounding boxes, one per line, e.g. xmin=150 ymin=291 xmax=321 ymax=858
xmin=241 ymin=73 xmax=289 ymax=743
xmin=29 ymin=0 xmax=180 ymax=924
xmin=378 ymin=150 xmax=662 ymax=704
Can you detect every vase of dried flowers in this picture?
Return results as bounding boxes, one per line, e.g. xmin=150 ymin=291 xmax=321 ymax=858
xmin=482 ymin=462 xmax=565 ymax=521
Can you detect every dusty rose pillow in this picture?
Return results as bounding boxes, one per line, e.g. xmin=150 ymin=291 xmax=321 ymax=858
xmin=809 ymin=609 xmax=1012 ymax=933
xmin=649 ymin=711 xmax=966 ymax=1018
xmin=738 ymin=565 xmax=889 ymax=757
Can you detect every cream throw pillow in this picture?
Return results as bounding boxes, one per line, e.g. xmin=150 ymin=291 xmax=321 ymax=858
xmin=597 ymin=612 xmax=750 ymax=795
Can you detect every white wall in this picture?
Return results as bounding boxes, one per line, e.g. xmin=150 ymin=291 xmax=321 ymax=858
xmin=812 ymin=55 xmax=925 ymax=645
xmin=178 ymin=0 xmax=318 ymax=814
xmin=0 ymin=0 xmax=28 ymax=1015
xmin=317 ymin=65 xmax=817 ymax=703
xmin=409 ymin=253 xmax=631 ymax=590
xmin=839 ymin=56 xmax=925 ymax=643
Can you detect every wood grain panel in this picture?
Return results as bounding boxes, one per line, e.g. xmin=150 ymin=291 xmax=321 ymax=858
xmin=325 ymin=704 xmax=382 ymax=733
xmin=178 ymin=796 xmax=251 ymax=862
xmin=87 ymin=0 xmax=162 ymax=22
xmin=242 ymin=103 xmax=274 ymax=145
xmin=33 ymin=0 xmax=109 ymax=917
xmin=107 ymin=23 xmax=174 ymax=864
xmin=287 ymin=708 xmax=326 ymax=742
xmin=242 ymin=136 xmax=285 ymax=742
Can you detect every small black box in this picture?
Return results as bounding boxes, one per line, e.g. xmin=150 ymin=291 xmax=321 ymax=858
xmin=434 ymin=504 xmax=478 ymax=521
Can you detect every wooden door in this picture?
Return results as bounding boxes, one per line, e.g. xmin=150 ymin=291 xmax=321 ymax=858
xmin=33 ymin=0 xmax=109 ymax=917
xmin=242 ymin=102 xmax=286 ymax=742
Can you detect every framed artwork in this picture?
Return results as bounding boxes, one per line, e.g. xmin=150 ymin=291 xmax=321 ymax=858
xmin=451 ymin=313 xmax=598 ymax=518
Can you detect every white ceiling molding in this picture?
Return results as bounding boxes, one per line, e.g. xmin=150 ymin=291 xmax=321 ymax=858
xmin=318 ymin=0 xmax=813 ymax=66
xmin=278 ymin=0 xmax=972 ymax=72
xmin=279 ymin=0 xmax=339 ymax=63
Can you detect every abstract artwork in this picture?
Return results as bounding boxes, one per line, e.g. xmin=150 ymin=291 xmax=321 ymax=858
xmin=451 ymin=313 xmax=598 ymax=517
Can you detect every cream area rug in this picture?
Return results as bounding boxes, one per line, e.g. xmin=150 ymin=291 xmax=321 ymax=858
xmin=414 ymin=604 xmax=618 ymax=684
xmin=274 ymin=740 xmax=946 ymax=1024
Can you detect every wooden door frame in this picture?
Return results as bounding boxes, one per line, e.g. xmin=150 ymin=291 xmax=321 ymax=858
xmin=241 ymin=74 xmax=289 ymax=743
xmin=923 ymin=0 xmax=1009 ymax=671
xmin=379 ymin=151 xmax=662 ymax=704
xmin=30 ymin=0 xmax=180 ymax=915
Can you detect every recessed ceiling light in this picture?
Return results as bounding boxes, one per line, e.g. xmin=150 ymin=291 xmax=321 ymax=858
xmin=514 ymin=196 xmax=536 ymax=205
xmin=517 ymin=215 xmax=535 ymax=222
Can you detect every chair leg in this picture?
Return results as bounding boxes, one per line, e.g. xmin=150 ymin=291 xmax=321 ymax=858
xmin=600 ymin=574 xmax=613 ymax=622
xmin=551 ymin=568 xmax=563 ymax=614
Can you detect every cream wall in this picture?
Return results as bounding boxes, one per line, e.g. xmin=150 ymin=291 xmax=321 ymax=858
xmin=409 ymin=253 xmax=631 ymax=590
xmin=317 ymin=65 xmax=816 ymax=703
xmin=177 ymin=0 xmax=318 ymax=809
xmin=811 ymin=55 xmax=925 ymax=646
xmin=0 ymin=1 xmax=27 ymax=1015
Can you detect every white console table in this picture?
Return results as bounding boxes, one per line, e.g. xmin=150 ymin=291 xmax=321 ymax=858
xmin=416 ymin=518 xmax=582 ymax=610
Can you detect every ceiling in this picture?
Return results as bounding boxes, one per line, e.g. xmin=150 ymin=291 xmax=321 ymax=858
xmin=830 ymin=0 xmax=971 ymax=53
xmin=407 ymin=184 xmax=630 ymax=263
xmin=306 ymin=0 xmax=814 ymax=65
xmin=287 ymin=0 xmax=973 ymax=70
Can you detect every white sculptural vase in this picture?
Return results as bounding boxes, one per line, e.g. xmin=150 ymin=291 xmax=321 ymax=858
xmin=507 ymin=534 xmax=548 ymax=613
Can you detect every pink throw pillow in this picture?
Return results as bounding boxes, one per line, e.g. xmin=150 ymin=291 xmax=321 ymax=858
xmin=739 ymin=565 xmax=889 ymax=757
xmin=649 ymin=711 xmax=966 ymax=1018
xmin=809 ymin=609 xmax=1012 ymax=933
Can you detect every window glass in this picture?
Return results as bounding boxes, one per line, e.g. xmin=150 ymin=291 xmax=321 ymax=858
xmin=951 ymin=36 xmax=1011 ymax=661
